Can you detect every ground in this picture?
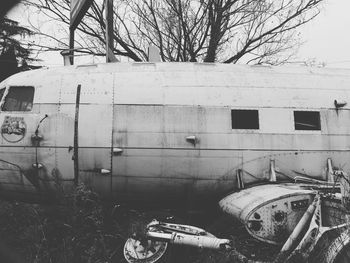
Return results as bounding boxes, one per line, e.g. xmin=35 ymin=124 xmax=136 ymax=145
xmin=0 ymin=186 xmax=285 ymax=263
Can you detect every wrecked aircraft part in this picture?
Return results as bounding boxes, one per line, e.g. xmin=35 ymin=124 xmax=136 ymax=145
xmin=294 ymin=175 xmax=339 ymax=187
xmin=306 ymin=227 xmax=350 ymax=263
xmin=327 ymin=158 xmax=335 ymax=183
xmin=219 ymin=184 xmax=315 ymax=244
xmin=274 ymin=195 xmax=319 ymax=262
xmin=124 ymin=237 xmax=168 ymax=263
xmin=145 ymin=221 xmax=231 ymax=250
xmin=321 ymin=229 xmax=350 ymax=263
xmin=236 ymin=169 xmax=245 ymax=190
xmin=146 ymin=220 xmax=210 ymax=236
xmin=272 ymin=187 xmax=350 ymax=263
xmin=123 ymin=220 xmax=231 ymax=263
xmin=310 ymin=188 xmax=350 ymax=263
xmin=336 ymin=171 xmax=350 ymax=209
xmin=146 ymin=231 xmax=231 ymax=250
xmin=270 ymin=191 xmax=350 ymax=263
xmin=269 ymin=159 xmax=277 ymax=182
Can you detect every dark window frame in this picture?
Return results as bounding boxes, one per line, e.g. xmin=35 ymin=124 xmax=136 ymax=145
xmin=0 ymin=88 xmax=5 ymax=102
xmin=1 ymin=86 xmax=35 ymax=112
xmin=294 ymin=111 xmax=321 ymax=131
xmin=231 ymin=109 xmax=260 ymax=130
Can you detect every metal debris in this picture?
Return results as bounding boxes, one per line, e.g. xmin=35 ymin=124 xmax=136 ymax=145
xmin=123 ymin=219 xmax=231 ymax=263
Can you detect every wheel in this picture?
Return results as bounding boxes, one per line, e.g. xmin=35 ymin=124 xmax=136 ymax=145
xmin=123 ymin=237 xmax=168 ymax=263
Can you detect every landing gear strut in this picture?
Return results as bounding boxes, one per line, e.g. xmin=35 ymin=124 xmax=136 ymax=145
xmin=123 ymin=220 xmax=231 ymax=263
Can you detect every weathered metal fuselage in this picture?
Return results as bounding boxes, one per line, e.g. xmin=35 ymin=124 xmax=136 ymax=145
xmin=0 ymin=62 xmax=350 ymax=206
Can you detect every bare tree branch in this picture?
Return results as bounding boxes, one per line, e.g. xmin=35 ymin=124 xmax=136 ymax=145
xmin=24 ymin=0 xmax=323 ymax=64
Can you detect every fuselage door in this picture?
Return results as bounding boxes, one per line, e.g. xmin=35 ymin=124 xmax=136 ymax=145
xmin=0 ymin=86 xmax=40 ymax=197
xmin=60 ymin=71 xmax=114 ymax=199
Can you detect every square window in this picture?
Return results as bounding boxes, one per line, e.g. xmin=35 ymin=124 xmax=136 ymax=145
xmin=232 ymin=109 xmax=259 ymax=129
xmin=294 ymin=111 xmax=321 ymax=130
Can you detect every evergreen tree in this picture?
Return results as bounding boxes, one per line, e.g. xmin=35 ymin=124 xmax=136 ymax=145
xmin=0 ymin=0 xmax=21 ymax=18
xmin=0 ymin=17 xmax=38 ymax=81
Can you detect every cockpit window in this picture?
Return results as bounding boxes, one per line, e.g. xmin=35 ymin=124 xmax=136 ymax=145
xmin=2 ymin=86 xmax=34 ymax=111
xmin=0 ymin=88 xmax=5 ymax=101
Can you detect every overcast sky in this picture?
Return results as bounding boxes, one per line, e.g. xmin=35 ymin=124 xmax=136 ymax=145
xmin=8 ymin=0 xmax=350 ymax=68
xmin=297 ymin=0 xmax=350 ymax=68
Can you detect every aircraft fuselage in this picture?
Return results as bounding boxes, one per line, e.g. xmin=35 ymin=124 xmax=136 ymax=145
xmin=0 ymin=62 xmax=349 ymax=207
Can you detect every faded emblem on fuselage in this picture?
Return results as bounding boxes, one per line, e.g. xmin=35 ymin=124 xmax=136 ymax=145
xmin=1 ymin=116 xmax=26 ymax=143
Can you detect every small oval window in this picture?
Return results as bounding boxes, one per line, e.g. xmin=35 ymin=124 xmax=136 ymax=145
xmin=2 ymin=86 xmax=34 ymax=111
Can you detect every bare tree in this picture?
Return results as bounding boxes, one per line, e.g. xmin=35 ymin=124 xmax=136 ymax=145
xmin=24 ymin=0 xmax=322 ymax=64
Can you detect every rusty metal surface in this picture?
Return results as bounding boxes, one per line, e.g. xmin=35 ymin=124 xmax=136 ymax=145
xmin=219 ymin=184 xmax=315 ymax=244
xmin=0 ymin=63 xmax=350 ymax=204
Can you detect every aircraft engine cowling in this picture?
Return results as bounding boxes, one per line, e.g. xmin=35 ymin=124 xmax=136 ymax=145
xmin=218 ymin=184 xmax=315 ymax=244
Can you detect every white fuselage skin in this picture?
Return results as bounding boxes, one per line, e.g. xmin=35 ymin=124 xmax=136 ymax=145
xmin=0 ymin=62 xmax=349 ymax=207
